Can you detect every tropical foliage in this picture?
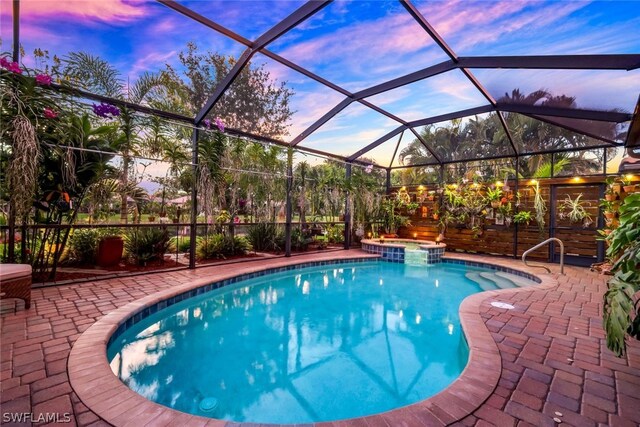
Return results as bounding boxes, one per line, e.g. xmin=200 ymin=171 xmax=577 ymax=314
xmin=603 ymin=193 xmax=640 ymax=357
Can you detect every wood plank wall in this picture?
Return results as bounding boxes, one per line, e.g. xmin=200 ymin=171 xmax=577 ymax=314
xmin=393 ymin=178 xmax=605 ymax=262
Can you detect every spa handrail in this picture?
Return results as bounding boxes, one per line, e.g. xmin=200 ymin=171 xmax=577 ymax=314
xmin=522 ymin=238 xmax=564 ymax=274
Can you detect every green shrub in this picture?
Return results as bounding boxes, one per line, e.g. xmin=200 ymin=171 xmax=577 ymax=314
xmin=326 ymin=224 xmax=345 ymax=244
xmin=170 ymin=236 xmax=191 ymax=253
xmin=69 ymin=228 xmax=103 ymax=264
xmin=247 ymin=223 xmax=284 ymax=252
xmin=291 ymin=227 xmax=313 ymax=251
xmin=124 ymin=228 xmax=171 ymax=265
xmin=196 ymin=234 xmax=253 ymax=260
xmin=232 ymin=235 xmax=252 ymax=254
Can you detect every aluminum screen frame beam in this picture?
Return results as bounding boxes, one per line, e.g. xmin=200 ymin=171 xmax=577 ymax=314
xmin=497 ymin=104 xmax=632 ymax=123
xmin=347 ymin=126 xmax=408 ymax=161
xmin=409 ymin=127 xmax=443 ymax=164
xmin=390 ymin=142 xmax=623 ymax=169
xmin=458 ymin=55 xmax=640 ymax=70
xmin=192 ymin=1 xmax=331 ymax=124
xmin=408 ymin=106 xmax=494 ymax=128
xmin=526 ymin=114 xmax=620 ymax=146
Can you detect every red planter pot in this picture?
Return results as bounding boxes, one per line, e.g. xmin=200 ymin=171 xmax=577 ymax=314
xmin=97 ymin=237 xmax=124 ymax=268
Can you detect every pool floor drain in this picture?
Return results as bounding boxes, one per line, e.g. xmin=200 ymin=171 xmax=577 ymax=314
xmin=199 ymin=397 xmax=219 ymax=412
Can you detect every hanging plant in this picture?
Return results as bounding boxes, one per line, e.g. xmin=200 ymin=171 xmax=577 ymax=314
xmin=8 ymin=115 xmax=41 ymax=220
xmin=558 ymin=194 xmax=592 ymax=227
xmin=532 ymin=181 xmax=546 ymax=233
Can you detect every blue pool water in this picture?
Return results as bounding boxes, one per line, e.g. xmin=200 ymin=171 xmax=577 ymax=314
xmin=107 ymin=261 xmax=496 ymax=424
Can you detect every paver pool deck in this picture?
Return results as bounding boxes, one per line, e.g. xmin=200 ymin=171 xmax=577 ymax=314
xmin=1 ymin=250 xmax=639 ymax=426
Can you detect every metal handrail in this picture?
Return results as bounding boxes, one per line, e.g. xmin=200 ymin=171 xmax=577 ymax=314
xmin=522 ymin=238 xmax=564 ymax=274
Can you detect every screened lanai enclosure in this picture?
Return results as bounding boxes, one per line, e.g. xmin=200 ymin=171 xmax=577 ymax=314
xmin=1 ymin=0 xmax=639 ymax=283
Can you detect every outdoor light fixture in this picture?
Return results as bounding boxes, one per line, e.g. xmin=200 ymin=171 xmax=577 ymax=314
xmin=367 ymin=231 xmax=372 ymax=239
xmin=413 ymin=232 xmax=418 ymax=240
xmin=435 ymin=236 xmax=441 ymax=245
xmin=495 ymin=181 xmax=503 ymax=187
xmin=530 ymin=179 xmax=538 ymax=185
xmin=572 ymin=177 xmax=583 ymax=183
xmin=379 ymin=235 xmax=385 ymax=244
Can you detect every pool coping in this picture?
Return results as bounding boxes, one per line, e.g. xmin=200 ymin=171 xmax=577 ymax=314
xmin=68 ymin=252 xmax=558 ymax=427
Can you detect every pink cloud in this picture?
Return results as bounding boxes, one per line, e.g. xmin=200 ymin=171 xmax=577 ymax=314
xmin=276 ymin=11 xmax=445 ymax=89
xmin=0 ymin=0 xmax=147 ymax=23
xmin=419 ymin=0 xmax=593 ymax=54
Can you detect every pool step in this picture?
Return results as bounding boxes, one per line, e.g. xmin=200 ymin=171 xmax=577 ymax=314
xmin=479 ymin=272 xmax=518 ymax=289
xmin=495 ymin=272 xmax=537 ymax=287
xmin=465 ymin=272 xmax=499 ymax=291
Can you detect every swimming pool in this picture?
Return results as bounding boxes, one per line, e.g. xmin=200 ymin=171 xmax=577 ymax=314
xmin=106 ymin=260 xmax=535 ymax=424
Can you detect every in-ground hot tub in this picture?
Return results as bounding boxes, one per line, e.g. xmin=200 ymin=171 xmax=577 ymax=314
xmin=361 ymin=238 xmax=446 ymax=263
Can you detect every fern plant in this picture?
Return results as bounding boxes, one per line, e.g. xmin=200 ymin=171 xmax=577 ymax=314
xmin=603 ymin=193 xmax=640 ymax=357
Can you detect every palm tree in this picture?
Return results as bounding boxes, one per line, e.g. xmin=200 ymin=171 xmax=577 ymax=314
xmin=62 ymin=52 xmax=176 ymax=223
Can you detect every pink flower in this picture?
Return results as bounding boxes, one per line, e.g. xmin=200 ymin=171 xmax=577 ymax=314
xmin=0 ymin=57 xmax=22 ymax=74
xmin=214 ymin=117 xmax=225 ymax=132
xmin=44 ymin=108 xmax=58 ymax=119
xmin=365 ymin=164 xmax=374 ymax=174
xmin=35 ymin=74 xmax=52 ymax=86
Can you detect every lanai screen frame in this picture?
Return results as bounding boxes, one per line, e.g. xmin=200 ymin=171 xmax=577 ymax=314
xmin=6 ymin=0 xmax=640 ymax=265
xmin=10 ymin=0 xmax=639 ymax=164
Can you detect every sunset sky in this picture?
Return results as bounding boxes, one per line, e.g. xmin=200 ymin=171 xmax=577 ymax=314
xmin=1 ymin=0 xmax=638 ymax=167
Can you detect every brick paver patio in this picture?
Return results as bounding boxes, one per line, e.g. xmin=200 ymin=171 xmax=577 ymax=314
xmin=1 ymin=251 xmax=639 ymax=426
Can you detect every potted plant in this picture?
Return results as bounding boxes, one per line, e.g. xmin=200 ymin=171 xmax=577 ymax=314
xmin=604 ymin=177 xmax=619 ymax=201
xmin=600 ymin=200 xmax=618 ymax=221
xmin=96 ymin=232 xmax=124 ymax=267
xmin=405 ymin=202 xmax=420 ymax=215
xmin=427 ymin=190 xmax=436 ymax=201
xmin=513 ymin=210 xmax=532 ymax=226
xmin=620 ymin=175 xmax=636 ymax=193
xmin=486 ymin=187 xmax=503 ymax=208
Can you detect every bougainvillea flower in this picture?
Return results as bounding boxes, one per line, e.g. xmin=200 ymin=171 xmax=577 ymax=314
xmin=92 ymin=102 xmax=120 ymax=118
xmin=365 ymin=164 xmax=374 ymax=174
xmin=501 ymin=197 xmax=508 ymax=204
xmin=214 ymin=117 xmax=225 ymax=132
xmin=35 ymin=73 xmax=52 ymax=86
xmin=203 ymin=119 xmax=211 ymax=129
xmin=44 ymin=108 xmax=58 ymax=119
xmin=0 ymin=57 xmax=9 ymax=68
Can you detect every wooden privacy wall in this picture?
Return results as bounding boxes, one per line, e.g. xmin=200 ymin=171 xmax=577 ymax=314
xmin=394 ymin=179 xmax=604 ymax=264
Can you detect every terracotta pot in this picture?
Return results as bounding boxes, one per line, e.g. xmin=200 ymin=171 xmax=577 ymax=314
xmin=604 ymin=212 xmax=615 ymax=220
xmin=623 ymin=185 xmax=635 ymax=193
xmin=491 ymin=201 xmax=500 ymax=208
xmin=604 ymin=194 xmax=616 ymax=201
xmin=97 ymin=236 xmax=123 ymax=268
xmin=148 ymin=216 xmax=156 ymax=222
